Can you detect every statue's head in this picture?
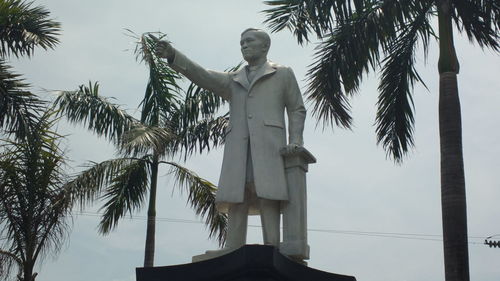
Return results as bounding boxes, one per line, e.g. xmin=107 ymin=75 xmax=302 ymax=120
xmin=240 ymin=28 xmax=271 ymax=63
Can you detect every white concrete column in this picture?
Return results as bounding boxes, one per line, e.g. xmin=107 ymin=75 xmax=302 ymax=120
xmin=279 ymin=147 xmax=316 ymax=261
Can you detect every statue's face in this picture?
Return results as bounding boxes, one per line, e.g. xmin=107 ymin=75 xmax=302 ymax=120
xmin=240 ymin=31 xmax=268 ymax=62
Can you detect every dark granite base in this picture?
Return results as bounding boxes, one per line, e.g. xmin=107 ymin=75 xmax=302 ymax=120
xmin=136 ymin=245 xmax=356 ymax=281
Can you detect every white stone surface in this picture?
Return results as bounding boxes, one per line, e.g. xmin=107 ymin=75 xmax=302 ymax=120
xmin=280 ymin=146 xmax=316 ymax=260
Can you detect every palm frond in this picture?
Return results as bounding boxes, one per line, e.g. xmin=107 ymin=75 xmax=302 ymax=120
xmin=165 ymin=63 xmax=238 ymax=158
xmin=376 ymin=7 xmax=433 ymax=162
xmin=53 ymin=81 xmax=139 ymax=142
xmin=171 ymin=63 xmax=239 ymax=126
xmin=0 ymin=0 xmax=60 ymax=58
xmin=0 ymin=60 xmax=43 ymax=139
xmin=305 ymin=11 xmax=384 ymax=128
xmin=98 ymin=158 xmax=150 ymax=234
xmin=161 ymin=161 xmax=227 ymax=246
xmin=177 ymin=72 xmax=228 ymax=124
xmin=0 ymin=161 xmax=27 ymax=266
xmin=265 ymin=0 xmax=435 ymax=133
xmin=263 ymin=0 xmax=320 ymax=44
xmin=30 ymin=188 xmax=71 ymax=265
xmin=262 ymin=0 xmax=428 ymax=44
xmin=262 ymin=0 xmax=363 ymax=43
xmin=63 ymin=157 xmax=143 ymax=208
xmin=171 ymin=114 xmax=229 ymax=159
xmin=305 ymin=31 xmax=355 ymax=129
xmin=452 ymin=0 xmax=499 ymax=50
xmin=118 ymin=124 xmax=176 ymax=157
xmin=304 ymin=0 xmax=430 ymax=129
xmin=0 ymin=249 xmax=21 ymax=281
xmin=135 ymin=33 xmax=182 ymax=126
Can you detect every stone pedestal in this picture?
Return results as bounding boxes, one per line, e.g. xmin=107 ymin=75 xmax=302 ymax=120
xmin=136 ymin=245 xmax=356 ymax=281
xmin=280 ymin=147 xmax=316 ymax=261
xmin=192 ymin=247 xmax=234 ymax=263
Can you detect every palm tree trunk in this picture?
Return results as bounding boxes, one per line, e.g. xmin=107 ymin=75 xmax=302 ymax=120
xmin=143 ymin=155 xmax=159 ymax=267
xmin=22 ymin=260 xmax=35 ymax=281
xmin=23 ymin=216 xmax=36 ymax=281
xmin=437 ymin=1 xmax=470 ymax=281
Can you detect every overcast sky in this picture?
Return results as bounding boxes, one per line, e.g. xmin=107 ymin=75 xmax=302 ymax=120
xmin=9 ymin=1 xmax=500 ymax=281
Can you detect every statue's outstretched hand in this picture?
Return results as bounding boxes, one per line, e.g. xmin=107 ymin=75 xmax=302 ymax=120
xmin=149 ymin=34 xmax=174 ymax=61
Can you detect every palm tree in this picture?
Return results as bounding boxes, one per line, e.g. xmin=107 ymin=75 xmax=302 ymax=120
xmin=0 ymin=3 xmax=69 ymax=280
xmin=262 ymin=1 xmax=498 ymax=280
xmin=0 ymin=110 xmax=74 ymax=281
xmin=54 ymin=33 xmax=230 ymax=267
xmin=0 ymin=0 xmax=60 ymax=139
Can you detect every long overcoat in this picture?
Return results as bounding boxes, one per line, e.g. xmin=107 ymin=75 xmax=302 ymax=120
xmin=170 ymin=50 xmax=306 ymax=214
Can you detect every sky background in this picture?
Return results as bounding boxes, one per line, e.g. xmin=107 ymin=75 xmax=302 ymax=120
xmin=8 ymin=1 xmax=500 ymax=281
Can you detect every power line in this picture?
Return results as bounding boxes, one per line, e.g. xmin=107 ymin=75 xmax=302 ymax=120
xmin=74 ymin=211 xmax=488 ymax=245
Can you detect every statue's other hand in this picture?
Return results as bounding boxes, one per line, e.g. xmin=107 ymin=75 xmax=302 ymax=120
xmin=281 ymin=143 xmax=302 ymax=156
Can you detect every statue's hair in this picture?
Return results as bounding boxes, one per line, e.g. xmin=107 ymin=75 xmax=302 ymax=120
xmin=241 ymin=28 xmax=271 ymax=49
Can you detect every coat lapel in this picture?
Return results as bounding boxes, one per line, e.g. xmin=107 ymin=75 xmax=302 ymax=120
xmin=232 ymin=68 xmax=250 ymax=91
xmin=231 ymin=61 xmax=277 ymax=92
xmin=248 ymin=61 xmax=277 ymax=91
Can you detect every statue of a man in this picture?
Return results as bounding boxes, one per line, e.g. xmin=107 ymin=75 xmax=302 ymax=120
xmin=155 ymin=28 xmax=306 ymax=253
